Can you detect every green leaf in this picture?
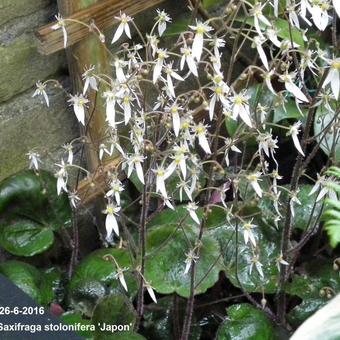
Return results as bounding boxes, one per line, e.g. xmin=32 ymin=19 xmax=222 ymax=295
xmin=0 ymin=219 xmax=54 ymax=256
xmin=0 ymin=170 xmax=71 ymax=230
xmin=61 ymin=311 xmax=94 ymax=338
xmin=69 ymin=248 xmax=136 ymax=316
xmin=0 ymin=261 xmax=57 ymax=305
xmin=163 ymin=18 xmax=190 ymax=37
xmin=207 ymin=207 xmax=281 ymax=293
xmin=202 ymin=0 xmax=226 ymax=10
xmin=145 ymin=215 xmax=223 ymax=297
xmin=314 ymin=106 xmax=340 ymax=161
xmin=92 ymin=294 xmax=137 ymax=338
xmin=286 ymin=260 xmax=340 ymax=327
xmin=216 ymin=303 xmax=275 ymax=340
xmin=0 ymin=170 xmax=72 ymax=256
xmin=273 ymin=98 xmax=306 ymax=123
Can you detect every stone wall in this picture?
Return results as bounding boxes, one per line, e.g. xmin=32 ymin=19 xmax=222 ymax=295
xmin=0 ymin=0 xmax=78 ymax=181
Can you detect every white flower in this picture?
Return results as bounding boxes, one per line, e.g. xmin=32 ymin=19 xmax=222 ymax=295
xmin=63 ymin=143 xmax=73 ymax=164
xmin=188 ymin=21 xmax=213 ymax=61
xmin=127 ymin=154 xmax=145 ymax=184
xmin=266 ymin=27 xmax=281 ymax=48
xmin=113 ymin=58 xmax=127 ymax=83
xmin=177 ymin=180 xmax=193 ymax=202
xmin=106 ymin=178 xmax=124 ymax=205
xmin=276 ymin=253 xmax=289 ymax=272
xmin=112 ymin=12 xmax=132 ymax=43
xmin=250 ymin=255 xmax=264 ymax=278
xmin=33 ymin=81 xmax=49 ymax=107
xmin=103 ymin=90 xmax=117 ymax=127
xmin=153 ymin=166 xmax=172 ymax=199
xmin=55 ymin=160 xmax=68 ymax=195
xmin=51 ymin=14 xmax=67 ymax=48
xmin=27 ymin=151 xmax=42 ymax=170
xmin=246 ymin=172 xmax=263 ymax=198
xmin=155 ymin=9 xmax=171 ymax=36
xmin=184 ymin=249 xmax=199 ymax=275
xmin=104 ymin=203 xmax=121 ymax=238
xmin=168 ymin=144 xmax=188 ymax=179
xmin=180 ymin=47 xmax=198 ymax=77
xmin=224 ymin=138 xmax=242 ymax=166
xmin=82 ymin=65 xmax=98 ymax=94
xmin=231 ymin=93 xmax=252 ymax=127
xmin=68 ymin=94 xmax=89 ymax=125
xmin=166 ymin=104 xmax=182 ymax=137
xmin=209 ymin=79 xmax=229 ymax=121
xmin=163 ymin=63 xmax=184 ymax=98
xmin=194 ymin=123 xmax=211 ymax=154
xmin=287 ymin=121 xmax=305 ymax=156
xmin=309 ymin=175 xmax=338 ymax=202
xmin=243 ymin=220 xmax=257 ymax=247
xmin=250 ymin=2 xmax=271 ymax=38
xmin=120 ymin=93 xmax=134 ymax=125
xmin=153 ymin=48 xmax=169 ymax=83
xmin=323 ymin=58 xmax=340 ymax=100
xmin=186 ymin=202 xmax=200 ymax=224
xmin=280 ymin=73 xmax=309 ymax=103
xmin=68 ymin=191 xmax=80 ymax=209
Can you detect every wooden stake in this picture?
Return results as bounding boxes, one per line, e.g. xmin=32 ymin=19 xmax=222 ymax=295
xmin=36 ymin=0 xmax=165 ymax=55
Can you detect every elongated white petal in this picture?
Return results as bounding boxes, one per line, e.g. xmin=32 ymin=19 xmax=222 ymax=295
xmin=189 ymin=210 xmax=200 ymax=224
xmin=239 ymin=105 xmax=252 ymax=127
xmin=179 ymin=158 xmax=187 ymax=179
xmin=156 ymin=176 xmax=168 ymax=198
xmin=167 ymin=74 xmax=175 ymax=98
xmin=184 ymin=260 xmax=191 ymax=275
xmin=256 ymin=43 xmax=269 ymax=70
xmin=146 ymin=285 xmax=157 ymax=303
xmin=251 ymin=181 xmax=263 ymax=197
xmin=192 ymin=34 xmax=204 ymax=61
xmin=118 ymin=272 xmax=128 ymax=291
xmin=316 ymin=187 xmax=328 ymax=202
xmin=124 ymin=103 xmax=131 ymax=125
xmin=309 ymin=182 xmax=320 ymax=196
xmin=43 ymin=91 xmax=50 ymax=107
xmin=74 ymin=105 xmax=85 ymax=125
xmin=153 ymin=62 xmax=162 ymax=83
xmin=172 ymin=111 xmax=180 ymax=136
xmin=292 ymin=134 xmax=305 ymax=156
xmin=209 ymin=95 xmax=216 ymax=121
xmin=285 ymin=82 xmax=309 ymax=102
xmin=124 ymin=23 xmax=131 ymax=39
xmin=198 ymin=135 xmax=211 ymax=154
xmin=106 ymin=213 xmax=119 ymax=237
xmin=135 ymin=162 xmax=145 ymax=184
xmin=106 ymin=100 xmax=116 ymax=127
xmin=187 ymin=56 xmax=198 ymax=77
xmin=112 ymin=23 xmax=124 ymax=43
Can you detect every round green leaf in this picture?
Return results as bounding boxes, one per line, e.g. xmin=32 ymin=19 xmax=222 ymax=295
xmin=69 ymin=248 xmax=136 ymax=316
xmin=92 ymin=294 xmax=137 ymax=338
xmin=61 ymin=311 xmax=94 ymax=338
xmin=145 ymin=221 xmax=223 ymax=297
xmin=0 ymin=170 xmax=71 ymax=229
xmin=216 ymin=303 xmax=275 ymax=340
xmin=0 ymin=219 xmax=54 ymax=256
xmin=0 ymin=261 xmax=57 ymax=305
